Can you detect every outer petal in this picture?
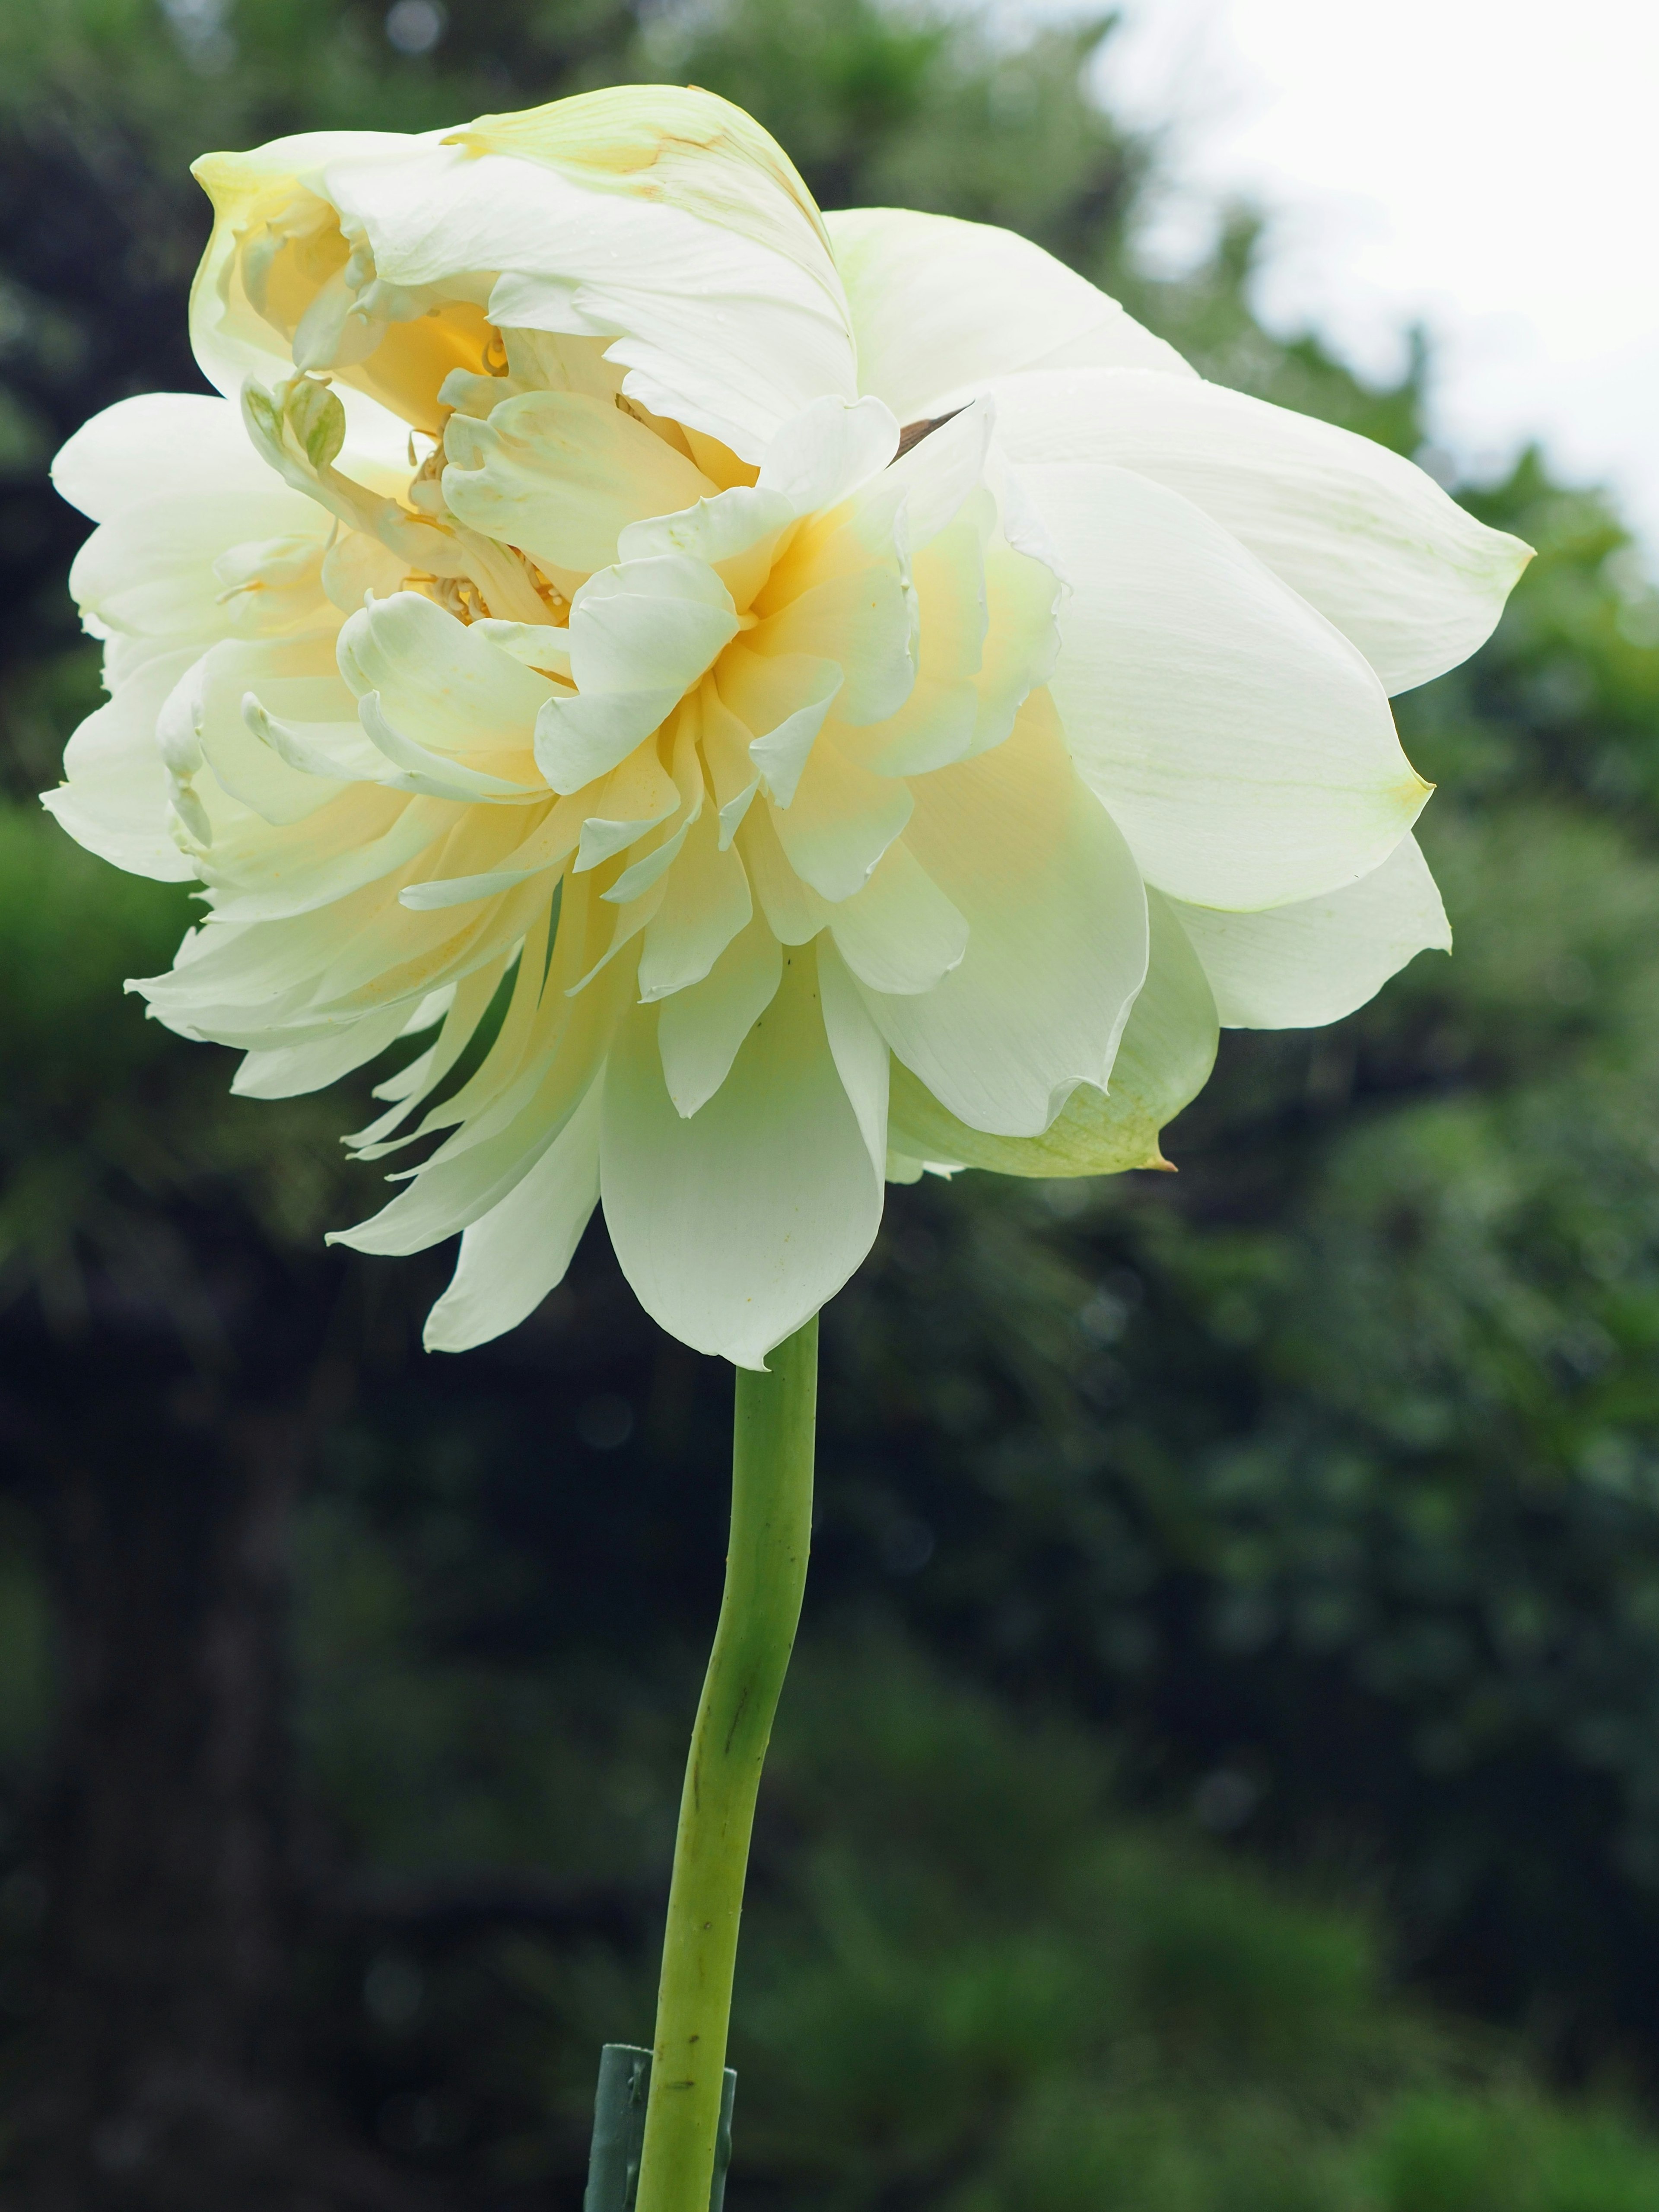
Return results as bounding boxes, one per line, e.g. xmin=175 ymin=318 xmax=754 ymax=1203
xmin=1031 ymin=461 xmax=1431 ymax=911
xmin=43 ymin=646 xmax=201 ymax=881
xmin=857 ymin=690 xmax=1148 ymax=1137
xmin=422 ymin=1078 xmax=602 ymax=1351
xmin=52 ymin=393 xmax=288 ymax=523
xmin=887 ymin=887 xmax=1217 ymax=1176
xmin=601 ymin=943 xmax=882 ymax=1367
xmin=1170 ymin=831 xmax=1450 ymax=1028
xmin=825 ymin=207 xmax=1191 ymax=425
xmin=990 ymin=369 xmax=1532 ymax=694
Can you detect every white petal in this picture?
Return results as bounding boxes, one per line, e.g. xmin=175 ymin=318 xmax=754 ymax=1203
xmin=817 ymin=940 xmax=889 ymax=1174
xmin=638 ymin=802 xmax=754 ymax=1001
xmin=231 ymin=1003 xmax=411 ymax=1097
xmin=52 ymin=393 xmax=288 ymax=522
xmin=1031 ymin=461 xmax=1431 ymax=910
xmin=765 ymin=738 xmax=912 ymax=903
xmin=756 ymin=394 xmax=899 ymax=515
xmin=991 ymin=369 xmax=1531 ymax=695
xmin=858 ymin=691 xmax=1149 ymax=1136
xmin=656 ymin=906 xmax=781 ymax=1113
xmin=337 ymin=591 xmax=553 ymax=753
xmin=825 ymin=839 xmax=967 ymax=996
xmin=443 ymin=389 xmax=714 ymax=574
xmin=423 ymin=1078 xmax=603 ymax=1351
xmin=324 ymin=140 xmax=856 ymax=461
xmin=44 ymin=646 xmax=202 ymax=881
xmin=601 ymin=942 xmax=882 ymax=1367
xmin=825 ymin=207 xmax=1191 ymax=426
xmin=1170 ymin=831 xmax=1450 ymax=1028
xmin=887 ymin=885 xmax=1217 ymax=1174
xmin=70 ymin=491 xmax=327 ymax=643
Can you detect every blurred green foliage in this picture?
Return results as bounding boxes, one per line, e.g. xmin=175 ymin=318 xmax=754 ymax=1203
xmin=2 ymin=0 xmax=1659 ymax=2202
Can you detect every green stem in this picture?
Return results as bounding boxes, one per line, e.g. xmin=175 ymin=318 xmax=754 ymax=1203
xmin=633 ymin=1316 xmax=819 ymax=2212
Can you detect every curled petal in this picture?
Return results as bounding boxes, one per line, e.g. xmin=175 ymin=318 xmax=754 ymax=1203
xmin=1170 ymin=831 xmax=1450 ymax=1028
xmin=992 ymin=368 xmax=1532 ymax=694
xmin=1031 ymin=461 xmax=1430 ymax=910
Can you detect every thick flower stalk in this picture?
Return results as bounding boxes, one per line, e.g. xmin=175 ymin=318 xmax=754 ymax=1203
xmin=45 ymin=87 xmax=1529 ymax=1369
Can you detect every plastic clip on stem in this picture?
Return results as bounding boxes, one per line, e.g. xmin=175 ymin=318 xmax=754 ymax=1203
xmin=585 ymin=1318 xmax=818 ymax=2212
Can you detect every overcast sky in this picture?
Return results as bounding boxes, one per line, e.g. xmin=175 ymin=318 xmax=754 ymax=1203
xmin=1013 ymin=0 xmax=1659 ymax=554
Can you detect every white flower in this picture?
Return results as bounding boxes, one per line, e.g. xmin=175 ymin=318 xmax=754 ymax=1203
xmin=44 ymin=87 xmax=1530 ymax=1367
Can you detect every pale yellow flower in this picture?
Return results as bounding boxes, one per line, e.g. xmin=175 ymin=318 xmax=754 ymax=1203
xmin=45 ymin=87 xmax=1529 ymax=1366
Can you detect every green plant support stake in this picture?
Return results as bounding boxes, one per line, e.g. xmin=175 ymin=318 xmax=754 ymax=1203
xmin=584 ymin=2045 xmax=736 ymax=2212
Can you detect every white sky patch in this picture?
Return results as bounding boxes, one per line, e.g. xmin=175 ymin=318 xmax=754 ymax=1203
xmin=995 ymin=0 xmax=1659 ymax=556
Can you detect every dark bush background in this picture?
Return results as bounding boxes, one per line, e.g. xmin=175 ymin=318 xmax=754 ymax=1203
xmin=4 ymin=3 xmax=1659 ymax=2206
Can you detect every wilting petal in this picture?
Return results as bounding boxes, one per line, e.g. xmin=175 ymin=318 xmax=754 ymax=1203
xmin=423 ymin=1078 xmax=603 ymax=1351
xmin=826 ymin=206 xmax=1191 ymax=425
xmin=1030 ymin=461 xmax=1430 ymax=911
xmin=887 ymin=887 xmax=1217 ymax=1174
xmin=1170 ymin=831 xmax=1450 ymax=1028
xmin=991 ymin=369 xmax=1532 ymax=694
xmin=857 ymin=691 xmax=1148 ymax=1136
xmin=601 ymin=944 xmax=882 ymax=1367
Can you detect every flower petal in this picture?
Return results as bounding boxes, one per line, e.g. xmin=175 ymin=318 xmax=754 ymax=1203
xmin=857 ymin=690 xmax=1148 ymax=1136
xmin=52 ymin=392 xmax=289 ymax=523
xmin=825 ymin=206 xmax=1191 ymax=425
xmin=602 ymin=941 xmax=882 ymax=1367
xmin=422 ymin=1077 xmax=603 ymax=1351
xmin=991 ymin=369 xmax=1532 ymax=694
xmin=887 ymin=885 xmax=1217 ymax=1174
xmin=43 ymin=645 xmax=202 ymax=881
xmin=442 ymin=389 xmax=715 ymax=575
xmin=1170 ymin=830 xmax=1450 ymax=1028
xmin=1030 ymin=461 xmax=1431 ymax=910
xmin=655 ymin=904 xmax=782 ymax=1114
xmin=327 ymin=136 xmax=855 ymax=461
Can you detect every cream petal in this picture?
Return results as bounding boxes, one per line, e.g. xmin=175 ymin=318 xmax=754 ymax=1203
xmin=70 ymin=491 xmax=328 ymax=642
xmin=655 ymin=905 xmax=782 ymax=1113
xmin=825 ymin=206 xmax=1191 ymax=425
xmin=765 ymin=737 xmax=912 ymax=903
xmin=566 ymin=556 xmax=738 ymax=697
xmin=824 ymin=839 xmax=967 ymax=997
xmin=442 ymin=388 xmax=714 ymax=574
xmin=337 ymin=591 xmax=553 ymax=755
xmin=857 ymin=691 xmax=1148 ymax=1136
xmin=887 ymin=885 xmax=1217 ymax=1175
xmin=1170 ymin=830 xmax=1450 ymax=1028
xmin=52 ymin=392 xmax=288 ymax=522
xmin=991 ymin=368 xmax=1532 ymax=695
xmin=752 ymin=564 xmax=914 ymax=726
xmin=1030 ymin=461 xmax=1431 ymax=910
xmin=817 ymin=939 xmax=890 ymax=1175
xmin=601 ymin=942 xmax=882 ymax=1367
xmin=422 ymin=1077 xmax=603 ymax=1351
xmin=230 ymin=1002 xmax=411 ymax=1097
xmin=638 ymin=802 xmax=754 ymax=1001
xmin=756 ymin=394 xmax=899 ymax=517
xmin=44 ymin=645 xmax=203 ymax=882
xmin=322 ymin=140 xmax=855 ymax=461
